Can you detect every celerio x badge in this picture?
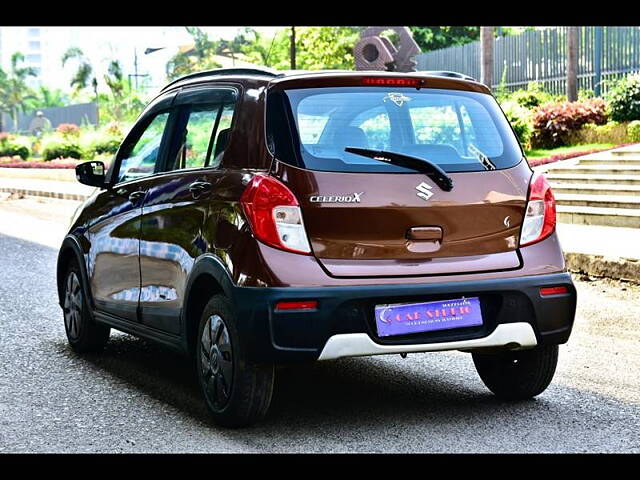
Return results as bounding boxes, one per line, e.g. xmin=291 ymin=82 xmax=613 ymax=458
xmin=416 ymin=182 xmax=434 ymax=201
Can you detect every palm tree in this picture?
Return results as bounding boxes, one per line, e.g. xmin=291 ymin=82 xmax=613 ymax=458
xmin=61 ymin=47 xmax=98 ymax=98
xmin=26 ymin=86 xmax=69 ymax=109
xmin=0 ymin=53 xmax=37 ymax=131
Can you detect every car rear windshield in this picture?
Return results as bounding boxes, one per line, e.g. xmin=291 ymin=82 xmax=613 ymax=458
xmin=267 ymin=86 xmax=523 ymax=173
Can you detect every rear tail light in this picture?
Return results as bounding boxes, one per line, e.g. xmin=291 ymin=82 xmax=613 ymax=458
xmin=520 ymin=173 xmax=556 ymax=247
xmin=240 ymin=174 xmax=311 ymax=255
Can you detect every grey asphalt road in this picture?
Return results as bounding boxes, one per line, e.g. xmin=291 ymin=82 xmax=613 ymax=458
xmin=1 ymin=232 xmax=639 ymax=453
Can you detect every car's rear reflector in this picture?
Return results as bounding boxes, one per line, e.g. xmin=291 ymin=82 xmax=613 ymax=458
xmin=274 ymin=300 xmax=318 ymax=311
xmin=539 ymin=286 xmax=569 ymax=296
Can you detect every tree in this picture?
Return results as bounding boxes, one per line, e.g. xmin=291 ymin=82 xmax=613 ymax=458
xmin=166 ymin=27 xmax=222 ymax=80
xmin=567 ymin=27 xmax=578 ymax=102
xmin=409 ymin=27 xmax=480 ymax=52
xmin=26 ymin=86 xmax=70 ymax=109
xmin=99 ymin=60 xmax=146 ymax=123
xmin=0 ymin=52 xmax=37 ymax=131
xmin=480 ymin=27 xmax=495 ymax=89
xmin=240 ymin=29 xmax=291 ymax=69
xmin=295 ymin=27 xmax=362 ymax=70
xmin=236 ymin=28 xmax=276 ymax=66
xmin=61 ymin=47 xmax=98 ymax=97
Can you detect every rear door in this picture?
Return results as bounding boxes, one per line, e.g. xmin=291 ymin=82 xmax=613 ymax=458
xmin=267 ymin=82 xmax=530 ymax=277
xmin=138 ymin=85 xmax=238 ymax=333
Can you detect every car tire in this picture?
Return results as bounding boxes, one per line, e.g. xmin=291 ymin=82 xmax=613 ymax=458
xmin=62 ymin=261 xmax=110 ymax=353
xmin=472 ymin=344 xmax=559 ymax=400
xmin=196 ymin=294 xmax=274 ymax=428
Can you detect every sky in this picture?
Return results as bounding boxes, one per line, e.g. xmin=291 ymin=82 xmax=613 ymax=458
xmin=0 ymin=26 xmax=286 ymax=94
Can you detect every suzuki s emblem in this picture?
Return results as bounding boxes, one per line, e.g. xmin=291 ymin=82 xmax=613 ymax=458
xmin=504 ymin=216 xmax=511 ymax=228
xmin=416 ymin=182 xmax=434 ymax=201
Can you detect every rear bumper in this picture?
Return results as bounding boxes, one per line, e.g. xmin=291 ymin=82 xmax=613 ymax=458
xmin=231 ymin=272 xmax=576 ymax=364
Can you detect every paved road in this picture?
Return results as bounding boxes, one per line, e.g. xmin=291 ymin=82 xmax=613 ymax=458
xmin=1 ymin=232 xmax=639 ymax=453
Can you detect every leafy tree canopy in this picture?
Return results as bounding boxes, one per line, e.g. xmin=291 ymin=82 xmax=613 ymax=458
xmin=409 ymin=27 xmax=480 ymax=52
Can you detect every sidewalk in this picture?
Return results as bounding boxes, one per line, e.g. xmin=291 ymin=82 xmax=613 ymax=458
xmin=0 ymin=171 xmax=638 ymax=282
xmin=557 ymin=224 xmax=640 ymax=282
xmin=0 ymin=176 xmax=96 ymax=201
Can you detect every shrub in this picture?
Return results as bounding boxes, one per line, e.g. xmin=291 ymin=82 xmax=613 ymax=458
xmin=80 ymin=131 xmax=117 ymax=156
xmin=104 ymin=121 xmax=124 ymax=137
xmin=628 ymin=120 xmax=640 ymax=142
xmin=0 ymin=134 xmax=31 ymax=160
xmin=56 ymin=123 xmax=81 ymax=137
xmin=567 ymin=121 xmax=629 ymax=145
xmin=500 ymin=99 xmax=532 ymax=147
xmin=41 ymin=133 xmax=83 ymax=161
xmin=80 ymin=128 xmax=122 ymax=157
xmin=530 ymin=98 xmax=608 ymax=148
xmin=606 ymin=74 xmax=640 ymax=122
xmin=509 ymin=82 xmax=555 ymax=110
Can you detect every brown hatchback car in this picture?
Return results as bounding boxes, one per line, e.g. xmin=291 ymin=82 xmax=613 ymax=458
xmin=57 ymin=68 xmax=576 ymax=427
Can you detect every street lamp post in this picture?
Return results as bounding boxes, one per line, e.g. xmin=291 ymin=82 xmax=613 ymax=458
xmin=128 ymin=47 xmax=150 ymax=90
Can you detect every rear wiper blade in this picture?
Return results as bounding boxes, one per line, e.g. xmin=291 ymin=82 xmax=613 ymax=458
xmin=344 ymin=147 xmax=454 ymax=192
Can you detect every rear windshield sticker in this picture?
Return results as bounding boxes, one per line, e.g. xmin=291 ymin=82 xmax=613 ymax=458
xmin=384 ymin=92 xmax=412 ymax=107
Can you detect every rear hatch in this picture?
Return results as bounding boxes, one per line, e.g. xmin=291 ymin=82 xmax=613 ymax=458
xmin=266 ymin=74 xmax=530 ymax=277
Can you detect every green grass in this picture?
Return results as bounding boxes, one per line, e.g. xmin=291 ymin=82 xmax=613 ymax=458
xmin=525 ymin=143 xmax=616 ymax=160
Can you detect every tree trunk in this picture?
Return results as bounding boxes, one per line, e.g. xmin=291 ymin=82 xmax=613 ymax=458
xmin=12 ymin=107 xmax=19 ymax=133
xmin=290 ymin=26 xmax=296 ymax=70
xmin=567 ymin=27 xmax=579 ymax=102
xmin=480 ymin=27 xmax=495 ymax=89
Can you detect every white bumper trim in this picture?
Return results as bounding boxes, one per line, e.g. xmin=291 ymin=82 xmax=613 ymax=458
xmin=317 ymin=323 xmax=538 ymax=361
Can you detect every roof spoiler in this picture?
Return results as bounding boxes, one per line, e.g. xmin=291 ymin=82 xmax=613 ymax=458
xmin=161 ymin=67 xmax=281 ymax=92
xmin=422 ymin=71 xmax=477 ymax=82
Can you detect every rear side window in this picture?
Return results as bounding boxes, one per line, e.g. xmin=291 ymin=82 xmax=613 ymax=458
xmin=267 ymin=86 xmax=522 ymax=173
xmin=167 ymin=88 xmax=237 ymax=172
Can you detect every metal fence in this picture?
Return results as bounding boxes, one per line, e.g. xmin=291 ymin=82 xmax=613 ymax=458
xmin=415 ymin=27 xmax=640 ymax=96
xmin=1 ymin=102 xmax=98 ymax=133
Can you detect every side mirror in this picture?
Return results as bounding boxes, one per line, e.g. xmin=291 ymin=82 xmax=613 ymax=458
xmin=75 ymin=161 xmax=107 ymax=188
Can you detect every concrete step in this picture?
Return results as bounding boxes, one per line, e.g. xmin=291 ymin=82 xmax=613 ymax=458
xmin=550 ymin=183 xmax=640 ymax=196
xmin=556 ymin=205 xmax=640 ymax=228
xmin=554 ymin=193 xmax=640 ymax=210
xmin=548 ymin=165 xmax=640 ymax=175
xmin=579 ymin=157 xmax=640 ymax=165
xmin=544 ymin=173 xmax=640 ymax=185
xmin=611 ymin=147 xmax=640 ymax=156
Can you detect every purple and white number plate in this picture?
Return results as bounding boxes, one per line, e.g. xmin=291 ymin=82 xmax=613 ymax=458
xmin=374 ymin=297 xmax=483 ymax=337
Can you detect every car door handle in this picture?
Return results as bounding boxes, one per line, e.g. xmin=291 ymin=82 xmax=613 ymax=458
xmin=128 ymin=190 xmax=146 ymax=203
xmin=189 ymin=181 xmax=212 ymax=197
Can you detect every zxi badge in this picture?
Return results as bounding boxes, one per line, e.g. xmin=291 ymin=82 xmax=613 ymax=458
xmin=415 ymin=182 xmax=434 ymax=201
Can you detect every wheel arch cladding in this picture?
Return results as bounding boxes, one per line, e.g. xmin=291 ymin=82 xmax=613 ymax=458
xmin=184 ymin=274 xmax=226 ymax=356
xmin=56 ymin=236 xmax=88 ymax=308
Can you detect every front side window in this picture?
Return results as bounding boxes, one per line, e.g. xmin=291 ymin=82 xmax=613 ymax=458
xmin=268 ymin=86 xmax=522 ymax=173
xmin=116 ymin=112 xmax=170 ymax=183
